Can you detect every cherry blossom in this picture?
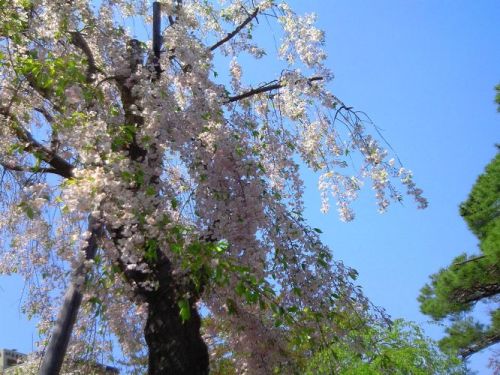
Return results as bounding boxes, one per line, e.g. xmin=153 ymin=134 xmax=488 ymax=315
xmin=0 ymin=1 xmax=427 ymax=373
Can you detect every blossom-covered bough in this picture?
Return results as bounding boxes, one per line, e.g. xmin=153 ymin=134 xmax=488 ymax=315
xmin=0 ymin=1 xmax=427 ymax=374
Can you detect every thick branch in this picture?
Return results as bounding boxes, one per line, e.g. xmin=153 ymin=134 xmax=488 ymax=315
xmin=152 ymin=2 xmax=162 ymax=60
xmin=14 ymin=126 xmax=74 ymax=178
xmin=225 ymin=76 xmax=323 ymax=104
xmin=451 ymin=279 xmax=500 ymax=305
xmin=210 ymin=8 xmax=259 ymax=51
xmin=459 ymin=332 xmax=500 ymax=358
xmin=70 ymin=31 xmax=102 ymax=82
xmin=147 ymin=2 xmax=163 ymax=76
xmin=1 ymin=109 xmax=74 ymax=178
xmin=39 ymin=216 xmax=103 ymax=375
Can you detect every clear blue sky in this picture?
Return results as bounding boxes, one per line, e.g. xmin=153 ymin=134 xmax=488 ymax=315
xmin=1 ymin=1 xmax=499 ymax=373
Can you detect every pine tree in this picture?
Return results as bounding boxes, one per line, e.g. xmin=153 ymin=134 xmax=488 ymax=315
xmin=419 ymin=148 xmax=500 ymax=360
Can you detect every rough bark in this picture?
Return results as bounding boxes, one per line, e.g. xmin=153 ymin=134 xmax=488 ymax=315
xmin=143 ymin=255 xmax=209 ymax=375
xmin=145 ymin=298 xmax=208 ymax=375
xmin=118 ymin=250 xmax=209 ymax=374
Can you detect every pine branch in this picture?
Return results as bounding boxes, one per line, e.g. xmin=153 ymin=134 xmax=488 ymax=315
xmin=453 ymin=255 xmax=486 ymax=267
xmin=459 ymin=332 xmax=500 ymax=358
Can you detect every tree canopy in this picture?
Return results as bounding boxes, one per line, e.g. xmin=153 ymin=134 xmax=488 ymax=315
xmin=0 ymin=1 xmax=440 ymax=374
xmin=419 ymin=148 xmax=500 ymax=364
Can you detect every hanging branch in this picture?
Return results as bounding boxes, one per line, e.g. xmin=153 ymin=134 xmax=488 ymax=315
xmin=210 ymin=7 xmax=260 ymax=51
xmin=33 ymin=107 xmax=60 ymax=151
xmin=225 ymin=76 xmax=323 ymax=104
xmin=33 ymin=107 xmax=54 ymax=123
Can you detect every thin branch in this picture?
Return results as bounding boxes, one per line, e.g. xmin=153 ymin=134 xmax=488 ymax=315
xmin=225 ymin=76 xmax=323 ymax=104
xmin=168 ymin=0 xmax=182 ymax=26
xmin=453 ymin=255 xmax=486 ymax=268
xmin=210 ymin=7 xmax=259 ymax=51
xmin=25 ymin=75 xmax=63 ymax=114
xmin=33 ymin=107 xmax=60 ymax=151
xmin=0 ymin=161 xmax=60 ymax=175
xmin=33 ymin=107 xmax=54 ymax=123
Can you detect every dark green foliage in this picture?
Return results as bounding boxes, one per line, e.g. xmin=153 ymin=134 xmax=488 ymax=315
xmin=419 ymin=150 xmax=500 ymax=358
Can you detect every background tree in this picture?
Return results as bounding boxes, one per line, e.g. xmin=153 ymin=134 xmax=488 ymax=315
xmin=419 ymin=148 xmax=500 ymax=363
xmin=303 ymin=319 xmax=465 ymax=375
xmin=1 ymin=1 xmax=429 ymax=374
xmin=208 ymin=312 xmax=466 ymax=374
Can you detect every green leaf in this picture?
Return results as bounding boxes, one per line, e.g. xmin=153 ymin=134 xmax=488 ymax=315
xmin=235 ymin=282 xmax=246 ymax=297
xmin=146 ymin=186 xmax=156 ymax=196
xmin=145 ymin=239 xmax=158 ymax=262
xmin=178 ymin=298 xmax=191 ymax=322
xmin=170 ymin=243 xmax=182 ymax=254
xmin=226 ymin=298 xmax=237 ymax=314
xmin=171 ymin=198 xmax=179 ymax=209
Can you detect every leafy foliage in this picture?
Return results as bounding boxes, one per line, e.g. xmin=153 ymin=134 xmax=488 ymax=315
xmin=304 ymin=320 xmax=465 ymax=375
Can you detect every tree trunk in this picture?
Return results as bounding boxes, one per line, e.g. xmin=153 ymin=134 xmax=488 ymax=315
xmin=142 ymin=254 xmax=209 ymax=375
xmin=144 ymin=292 xmax=208 ymax=375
